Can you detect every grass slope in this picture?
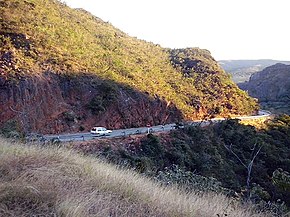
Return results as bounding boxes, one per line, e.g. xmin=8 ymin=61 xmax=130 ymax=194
xmin=0 ymin=137 xmax=269 ymax=217
xmin=72 ymin=116 xmax=290 ymax=215
xmin=0 ymin=0 xmax=258 ymax=119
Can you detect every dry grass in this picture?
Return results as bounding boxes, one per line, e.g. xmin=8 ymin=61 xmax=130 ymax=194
xmin=0 ymin=138 xmax=270 ymax=217
xmin=240 ymin=117 xmax=271 ymax=129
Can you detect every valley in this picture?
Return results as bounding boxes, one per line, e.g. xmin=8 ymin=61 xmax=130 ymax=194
xmin=219 ymin=59 xmax=290 ymax=83
xmin=239 ymin=63 xmax=290 ymax=115
xmin=0 ymin=0 xmax=289 ymax=216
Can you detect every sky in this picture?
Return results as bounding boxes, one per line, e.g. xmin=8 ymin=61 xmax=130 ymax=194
xmin=64 ymin=0 xmax=290 ymax=61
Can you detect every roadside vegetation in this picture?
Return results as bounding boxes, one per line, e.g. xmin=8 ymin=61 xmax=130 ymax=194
xmin=73 ymin=115 xmax=290 ymax=216
xmin=0 ymin=137 xmax=271 ymax=217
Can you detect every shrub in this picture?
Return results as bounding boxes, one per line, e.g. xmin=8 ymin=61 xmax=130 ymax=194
xmin=79 ymin=126 xmax=85 ymax=131
xmin=0 ymin=120 xmax=21 ymax=138
xmin=154 ymin=164 xmax=232 ymax=195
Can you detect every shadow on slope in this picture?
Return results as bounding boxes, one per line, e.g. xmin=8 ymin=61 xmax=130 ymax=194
xmin=0 ymin=72 xmax=183 ymax=135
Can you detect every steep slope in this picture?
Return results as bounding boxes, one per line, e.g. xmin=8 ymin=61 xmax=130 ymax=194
xmin=0 ymin=0 xmax=258 ymax=134
xmin=219 ymin=59 xmax=290 ymax=83
xmin=73 ymin=116 xmax=290 ymax=210
xmin=239 ymin=63 xmax=290 ymax=114
xmin=0 ymin=138 xmax=269 ymax=217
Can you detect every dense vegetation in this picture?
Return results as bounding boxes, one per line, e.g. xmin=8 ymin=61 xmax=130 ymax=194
xmin=0 ymin=0 xmax=258 ymax=121
xmin=0 ymin=138 xmax=270 ymax=217
xmin=74 ymin=115 xmax=290 ymax=215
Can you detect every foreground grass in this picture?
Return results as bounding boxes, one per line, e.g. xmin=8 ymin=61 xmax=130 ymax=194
xmin=0 ymin=138 xmax=269 ymax=217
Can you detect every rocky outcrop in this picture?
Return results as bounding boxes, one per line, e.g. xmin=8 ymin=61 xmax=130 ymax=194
xmin=239 ymin=63 xmax=290 ymax=102
xmin=0 ymin=73 xmax=182 ymax=134
xmin=219 ymin=60 xmax=290 ymax=83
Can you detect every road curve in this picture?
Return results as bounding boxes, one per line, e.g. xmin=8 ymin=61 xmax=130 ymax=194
xmin=42 ymin=110 xmax=271 ymax=142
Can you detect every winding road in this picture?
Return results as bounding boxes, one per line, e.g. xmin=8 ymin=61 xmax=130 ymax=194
xmin=43 ymin=110 xmax=271 ymax=142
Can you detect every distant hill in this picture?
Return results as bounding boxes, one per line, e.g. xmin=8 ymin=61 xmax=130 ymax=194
xmin=0 ymin=0 xmax=258 ymax=134
xmin=219 ymin=59 xmax=290 ymax=83
xmin=239 ymin=63 xmax=290 ymax=114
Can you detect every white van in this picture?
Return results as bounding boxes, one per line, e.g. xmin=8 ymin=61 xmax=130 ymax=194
xmin=90 ymin=127 xmax=112 ymax=135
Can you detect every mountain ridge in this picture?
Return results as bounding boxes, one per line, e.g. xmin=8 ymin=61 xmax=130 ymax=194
xmin=239 ymin=63 xmax=290 ymax=114
xmin=219 ymin=59 xmax=290 ymax=83
xmin=0 ymin=0 xmax=258 ymax=134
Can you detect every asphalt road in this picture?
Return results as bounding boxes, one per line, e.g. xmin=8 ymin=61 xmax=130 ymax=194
xmin=43 ymin=110 xmax=271 ymax=142
xmin=43 ymin=124 xmax=177 ymax=142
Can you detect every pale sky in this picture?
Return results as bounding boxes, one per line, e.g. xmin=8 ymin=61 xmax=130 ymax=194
xmin=64 ymin=0 xmax=290 ymax=61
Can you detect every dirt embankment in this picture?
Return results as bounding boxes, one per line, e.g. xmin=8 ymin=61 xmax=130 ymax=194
xmin=0 ymin=73 xmax=182 ymax=134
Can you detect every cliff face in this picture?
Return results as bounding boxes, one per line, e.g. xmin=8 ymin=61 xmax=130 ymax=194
xmin=0 ymin=73 xmax=181 ymax=134
xmin=239 ymin=64 xmax=290 ymax=102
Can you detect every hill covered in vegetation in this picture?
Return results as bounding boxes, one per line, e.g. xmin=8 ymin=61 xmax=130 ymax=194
xmin=0 ymin=0 xmax=258 ymax=134
xmin=239 ymin=63 xmax=290 ymax=114
xmin=0 ymin=137 xmax=273 ymax=217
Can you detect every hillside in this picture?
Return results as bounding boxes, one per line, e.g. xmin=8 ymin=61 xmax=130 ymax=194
xmin=0 ymin=137 xmax=272 ymax=216
xmin=219 ymin=59 xmax=290 ymax=83
xmin=73 ymin=115 xmax=290 ymax=212
xmin=0 ymin=0 xmax=258 ymax=134
xmin=239 ymin=63 xmax=290 ymax=114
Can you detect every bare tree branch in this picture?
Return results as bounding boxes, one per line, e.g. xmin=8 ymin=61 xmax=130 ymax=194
xmin=224 ymin=142 xmax=263 ymax=199
xmin=224 ymin=143 xmax=247 ymax=169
